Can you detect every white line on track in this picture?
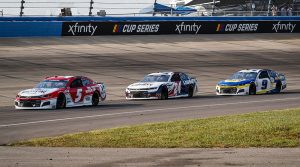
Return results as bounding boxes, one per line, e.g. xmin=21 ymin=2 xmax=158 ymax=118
xmin=1 ymin=97 xmax=300 ymax=128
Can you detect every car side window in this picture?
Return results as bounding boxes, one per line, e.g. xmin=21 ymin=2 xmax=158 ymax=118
xmin=82 ymin=78 xmax=92 ymax=86
xmin=171 ymin=74 xmax=181 ymax=82
xmin=268 ymin=70 xmax=277 ymax=79
xmin=70 ymin=79 xmax=83 ymax=88
xmin=259 ymin=71 xmax=269 ymax=79
xmin=180 ymin=73 xmax=189 ymax=81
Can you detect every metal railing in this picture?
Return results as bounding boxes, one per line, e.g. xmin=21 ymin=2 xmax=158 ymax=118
xmin=0 ymin=1 xmax=299 ymax=17
xmin=0 ymin=1 xmax=156 ymax=16
xmin=212 ymin=10 xmax=300 ymax=16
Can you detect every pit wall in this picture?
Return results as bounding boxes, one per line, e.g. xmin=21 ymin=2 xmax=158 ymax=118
xmin=0 ymin=16 xmax=300 ymax=37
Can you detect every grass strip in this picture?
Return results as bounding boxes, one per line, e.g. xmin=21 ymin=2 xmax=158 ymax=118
xmin=12 ymin=108 xmax=300 ymax=148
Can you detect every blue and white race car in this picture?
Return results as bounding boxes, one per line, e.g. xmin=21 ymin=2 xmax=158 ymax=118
xmin=216 ymin=69 xmax=286 ymax=95
xmin=126 ymin=72 xmax=198 ymax=100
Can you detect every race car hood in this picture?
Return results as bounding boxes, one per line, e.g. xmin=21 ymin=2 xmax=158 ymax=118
xmin=18 ymin=88 xmax=59 ymax=97
xmin=218 ymin=79 xmax=253 ymax=86
xmin=127 ymin=82 xmax=164 ymax=89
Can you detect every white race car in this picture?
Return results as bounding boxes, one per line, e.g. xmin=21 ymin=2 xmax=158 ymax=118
xmin=126 ymin=72 xmax=198 ymax=100
xmin=216 ymin=69 xmax=286 ymax=95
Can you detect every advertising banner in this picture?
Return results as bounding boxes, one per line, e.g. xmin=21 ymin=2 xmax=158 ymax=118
xmin=62 ymin=21 xmax=300 ymax=36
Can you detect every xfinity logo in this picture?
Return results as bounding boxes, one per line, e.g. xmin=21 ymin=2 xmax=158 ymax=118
xmin=272 ymin=22 xmax=296 ymax=33
xmin=175 ymin=22 xmax=202 ymax=34
xmin=68 ymin=23 xmax=98 ymax=36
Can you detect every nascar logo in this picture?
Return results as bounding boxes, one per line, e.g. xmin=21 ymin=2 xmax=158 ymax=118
xmin=216 ymin=24 xmax=225 ymax=32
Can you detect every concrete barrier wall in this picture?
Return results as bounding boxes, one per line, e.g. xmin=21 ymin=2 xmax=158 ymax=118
xmin=0 ymin=16 xmax=299 ymax=37
xmin=0 ymin=22 xmax=62 ymax=37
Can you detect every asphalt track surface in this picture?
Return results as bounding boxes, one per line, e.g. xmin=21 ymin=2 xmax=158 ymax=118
xmin=0 ymin=34 xmax=300 ymax=166
xmin=1 ymin=147 xmax=299 ymax=167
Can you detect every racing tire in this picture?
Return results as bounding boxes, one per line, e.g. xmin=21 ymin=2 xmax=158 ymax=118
xmin=56 ymin=93 xmax=66 ymax=109
xmin=275 ymin=82 xmax=282 ymax=93
xmin=249 ymin=84 xmax=256 ymax=95
xmin=92 ymin=91 xmax=100 ymax=106
xmin=160 ymin=88 xmax=168 ymax=100
xmin=188 ymin=85 xmax=194 ymax=98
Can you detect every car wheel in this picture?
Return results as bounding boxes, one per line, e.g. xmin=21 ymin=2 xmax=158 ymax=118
xmin=160 ymin=88 xmax=168 ymax=100
xmin=188 ymin=85 xmax=194 ymax=98
xmin=249 ymin=84 xmax=256 ymax=95
xmin=56 ymin=93 xmax=66 ymax=109
xmin=275 ymin=81 xmax=282 ymax=93
xmin=92 ymin=91 xmax=100 ymax=106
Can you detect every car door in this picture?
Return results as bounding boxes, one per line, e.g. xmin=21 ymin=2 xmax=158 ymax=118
xmin=170 ymin=73 xmax=182 ymax=96
xmin=69 ymin=78 xmax=86 ymax=104
xmin=256 ymin=70 xmax=272 ymax=93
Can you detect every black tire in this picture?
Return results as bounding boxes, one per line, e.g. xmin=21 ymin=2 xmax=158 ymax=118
xmin=160 ymin=88 xmax=168 ymax=100
xmin=275 ymin=81 xmax=282 ymax=93
xmin=188 ymin=85 xmax=194 ymax=98
xmin=56 ymin=93 xmax=66 ymax=109
xmin=249 ymin=84 xmax=256 ymax=95
xmin=92 ymin=91 xmax=100 ymax=106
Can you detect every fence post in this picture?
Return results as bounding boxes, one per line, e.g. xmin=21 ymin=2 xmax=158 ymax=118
xmin=267 ymin=0 xmax=272 ymax=16
xmin=153 ymin=0 xmax=157 ymax=16
xmin=89 ymin=0 xmax=94 ymax=16
xmin=212 ymin=0 xmax=216 ymax=15
xmin=20 ymin=0 xmax=25 ymax=16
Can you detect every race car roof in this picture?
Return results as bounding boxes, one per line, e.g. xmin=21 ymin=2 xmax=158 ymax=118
xmin=148 ymin=72 xmax=174 ymax=76
xmin=239 ymin=69 xmax=262 ymax=73
xmin=45 ymin=76 xmax=75 ymax=80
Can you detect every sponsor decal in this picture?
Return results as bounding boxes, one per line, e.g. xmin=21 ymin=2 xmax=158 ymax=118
xmin=66 ymin=96 xmax=72 ymax=104
xmin=21 ymin=88 xmax=52 ymax=95
xmin=86 ymin=87 xmax=93 ymax=94
xmin=113 ymin=24 xmax=160 ymax=33
xmin=272 ymin=21 xmax=296 ymax=33
xmin=85 ymin=96 xmax=91 ymax=102
xmin=217 ymin=23 xmax=258 ymax=32
xmin=175 ymin=22 xmax=202 ymax=34
xmin=68 ymin=22 xmax=98 ymax=36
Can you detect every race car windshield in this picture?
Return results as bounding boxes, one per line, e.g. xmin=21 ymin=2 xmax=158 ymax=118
xmin=141 ymin=75 xmax=170 ymax=82
xmin=36 ymin=80 xmax=68 ymax=89
xmin=230 ymin=72 xmax=258 ymax=80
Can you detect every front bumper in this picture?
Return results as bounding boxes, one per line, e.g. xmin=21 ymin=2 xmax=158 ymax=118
xmin=15 ymin=98 xmax=57 ymax=110
xmin=125 ymin=91 xmax=160 ymax=100
xmin=216 ymin=85 xmax=249 ymax=96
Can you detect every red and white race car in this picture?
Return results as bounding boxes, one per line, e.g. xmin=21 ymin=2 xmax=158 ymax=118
xmin=15 ymin=76 xmax=106 ymax=109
